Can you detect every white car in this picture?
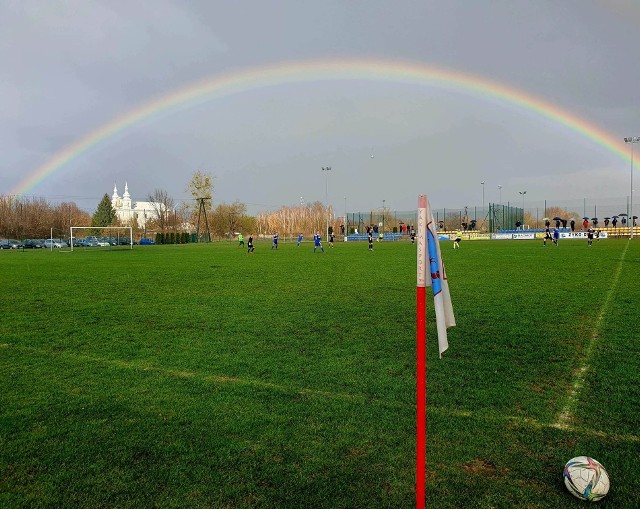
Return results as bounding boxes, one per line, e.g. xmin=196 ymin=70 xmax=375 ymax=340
xmin=44 ymin=239 xmax=65 ymax=248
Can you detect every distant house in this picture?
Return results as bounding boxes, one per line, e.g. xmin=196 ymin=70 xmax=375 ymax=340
xmin=111 ymin=182 xmax=164 ymax=229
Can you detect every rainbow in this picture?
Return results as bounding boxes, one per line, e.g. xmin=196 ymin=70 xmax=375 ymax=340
xmin=11 ymin=58 xmax=631 ymax=196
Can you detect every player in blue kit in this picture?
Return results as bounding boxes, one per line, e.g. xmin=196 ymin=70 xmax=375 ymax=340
xmin=553 ymin=228 xmax=559 ymax=246
xmin=314 ymin=231 xmax=325 ymax=253
xmin=297 ymin=233 xmax=303 ymax=246
xmin=271 ymin=232 xmax=279 ymax=249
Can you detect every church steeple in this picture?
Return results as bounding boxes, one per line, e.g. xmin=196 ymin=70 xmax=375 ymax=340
xmin=122 ymin=181 xmax=132 ymax=210
xmin=112 ymin=183 xmax=119 ymax=201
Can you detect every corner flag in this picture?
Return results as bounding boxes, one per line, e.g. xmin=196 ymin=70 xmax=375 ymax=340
xmin=416 ymin=195 xmax=455 ymax=358
xmin=415 ymin=194 xmax=455 ymax=509
xmin=425 ymin=197 xmax=455 ymax=357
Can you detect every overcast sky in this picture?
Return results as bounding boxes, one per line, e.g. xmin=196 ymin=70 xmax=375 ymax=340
xmin=2 ymin=1 xmax=639 ymax=215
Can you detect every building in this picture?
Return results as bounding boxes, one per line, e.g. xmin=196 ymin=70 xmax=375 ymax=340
xmin=111 ymin=182 xmax=161 ymax=229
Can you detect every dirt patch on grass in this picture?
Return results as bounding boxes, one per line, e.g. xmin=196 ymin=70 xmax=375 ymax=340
xmin=462 ymin=458 xmax=502 ymax=478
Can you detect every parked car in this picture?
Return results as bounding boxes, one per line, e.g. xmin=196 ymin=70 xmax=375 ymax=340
xmin=139 ymin=238 xmax=155 ymax=245
xmin=23 ymin=239 xmax=45 ymax=249
xmin=73 ymin=238 xmax=91 ymax=247
xmin=0 ymin=239 xmax=22 ymax=249
xmin=44 ymin=239 xmax=65 ymax=249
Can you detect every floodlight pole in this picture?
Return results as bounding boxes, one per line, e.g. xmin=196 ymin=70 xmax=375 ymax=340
xmin=624 ymin=137 xmax=639 ymax=239
xmin=344 ymin=196 xmax=347 ymax=240
xmin=519 ymin=191 xmax=527 ymax=227
xmin=498 ymin=185 xmax=502 ymax=205
xmin=481 ymin=181 xmax=485 ymax=231
xmin=322 ymin=166 xmax=332 ymax=241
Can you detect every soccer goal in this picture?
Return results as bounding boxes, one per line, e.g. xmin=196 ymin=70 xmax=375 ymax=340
xmin=70 ymin=226 xmax=133 ymax=251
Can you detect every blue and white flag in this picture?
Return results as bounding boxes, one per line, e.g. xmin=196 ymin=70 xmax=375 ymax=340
xmin=425 ymin=198 xmax=455 ymax=357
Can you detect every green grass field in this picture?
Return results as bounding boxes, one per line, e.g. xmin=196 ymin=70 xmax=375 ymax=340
xmin=1 ymin=238 xmax=639 ymax=508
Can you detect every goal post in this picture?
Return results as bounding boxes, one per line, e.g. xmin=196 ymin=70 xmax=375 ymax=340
xmin=70 ymin=226 xmax=133 ymax=251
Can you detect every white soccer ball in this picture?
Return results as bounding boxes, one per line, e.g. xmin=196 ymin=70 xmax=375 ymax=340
xmin=563 ymin=456 xmax=610 ymax=502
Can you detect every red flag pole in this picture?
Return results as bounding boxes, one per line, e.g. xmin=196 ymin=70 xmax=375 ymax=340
xmin=416 ymin=195 xmax=428 ymax=509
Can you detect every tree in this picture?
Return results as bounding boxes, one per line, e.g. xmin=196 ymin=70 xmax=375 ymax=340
xmin=210 ymin=201 xmax=247 ymax=238
xmin=92 ymin=193 xmax=117 ymax=227
xmin=186 ymin=170 xmax=214 ymax=238
xmin=0 ymin=195 xmax=91 ymax=238
xmin=188 ymin=170 xmax=214 ymax=200
xmin=147 ymin=189 xmax=175 ymax=233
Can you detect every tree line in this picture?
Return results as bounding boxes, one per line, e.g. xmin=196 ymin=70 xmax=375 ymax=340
xmin=0 ymin=195 xmax=91 ymax=239
xmin=1 ymin=171 xmax=338 ymax=240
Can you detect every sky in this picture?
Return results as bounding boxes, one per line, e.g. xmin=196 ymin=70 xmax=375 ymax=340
xmin=2 ymin=0 xmax=639 ymax=216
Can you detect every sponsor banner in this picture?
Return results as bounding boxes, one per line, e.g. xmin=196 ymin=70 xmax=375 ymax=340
xmin=479 ymin=231 xmax=611 ymax=240
xmin=464 ymin=233 xmax=491 ymax=240
xmin=560 ymin=231 xmax=608 ymax=239
xmin=512 ymin=232 xmax=535 ymax=240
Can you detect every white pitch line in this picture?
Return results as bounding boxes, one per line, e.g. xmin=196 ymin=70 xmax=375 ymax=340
xmin=7 ymin=342 xmax=640 ymax=443
xmin=554 ymin=240 xmax=630 ymax=430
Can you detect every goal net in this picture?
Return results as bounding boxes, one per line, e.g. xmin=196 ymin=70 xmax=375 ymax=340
xmin=70 ymin=226 xmax=133 ymax=251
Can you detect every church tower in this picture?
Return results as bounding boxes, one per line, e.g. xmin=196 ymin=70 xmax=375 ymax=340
xmin=111 ymin=184 xmax=122 ymax=209
xmin=122 ymin=181 xmax=132 ymax=210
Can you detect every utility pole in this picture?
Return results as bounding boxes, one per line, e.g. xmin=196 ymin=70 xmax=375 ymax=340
xmin=195 ymin=198 xmax=211 ymax=242
xmin=322 ymin=166 xmax=332 ymax=241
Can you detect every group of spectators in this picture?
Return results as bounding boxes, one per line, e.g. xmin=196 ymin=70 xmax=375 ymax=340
xmin=541 ymin=216 xmax=636 ymax=231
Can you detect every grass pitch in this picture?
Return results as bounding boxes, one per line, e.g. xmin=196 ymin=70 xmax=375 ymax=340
xmin=1 ymin=238 xmax=639 ymax=508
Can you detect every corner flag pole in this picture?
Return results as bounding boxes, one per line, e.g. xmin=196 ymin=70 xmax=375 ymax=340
xmin=416 ymin=195 xmax=428 ymax=509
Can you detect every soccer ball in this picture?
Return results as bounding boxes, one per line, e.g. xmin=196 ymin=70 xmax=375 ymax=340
xmin=563 ymin=456 xmax=610 ymax=502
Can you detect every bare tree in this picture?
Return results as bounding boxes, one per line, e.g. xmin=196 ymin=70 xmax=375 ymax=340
xmin=0 ymin=195 xmax=91 ymax=238
xmin=147 ymin=189 xmax=175 ymax=233
xmin=253 ymin=201 xmax=331 ymax=238
xmin=210 ymin=201 xmax=247 ymax=238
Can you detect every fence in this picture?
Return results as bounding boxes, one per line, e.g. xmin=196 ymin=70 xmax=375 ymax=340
xmin=344 ymin=195 xmax=636 ymax=234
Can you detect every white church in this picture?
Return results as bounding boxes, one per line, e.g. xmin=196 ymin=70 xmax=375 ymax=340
xmin=111 ymin=182 xmax=160 ymax=229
